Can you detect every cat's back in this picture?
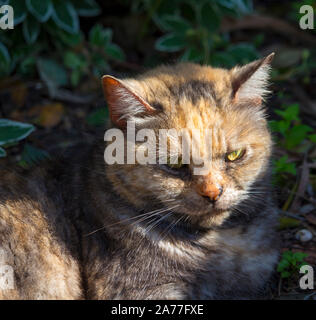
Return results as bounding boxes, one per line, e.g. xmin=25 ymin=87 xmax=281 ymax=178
xmin=0 ymin=166 xmax=83 ymax=299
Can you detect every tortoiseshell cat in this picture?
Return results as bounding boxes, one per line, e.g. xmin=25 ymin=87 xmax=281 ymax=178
xmin=0 ymin=54 xmax=278 ymax=299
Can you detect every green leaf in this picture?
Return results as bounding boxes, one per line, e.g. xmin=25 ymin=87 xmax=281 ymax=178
xmin=234 ymin=0 xmax=253 ymax=15
xmin=70 ymin=69 xmax=82 ymax=86
xmin=273 ymin=155 xmax=297 ymax=175
xmin=211 ymin=52 xmax=236 ymax=68
xmin=215 ymin=0 xmax=235 ymax=10
xmin=308 ymin=134 xmax=316 ymax=143
xmin=275 ymin=104 xmax=300 ymax=122
xmin=0 ymin=119 xmax=35 ymax=146
xmin=37 ymin=58 xmax=68 ymax=97
xmin=22 ymin=15 xmax=41 ymax=44
xmin=92 ymin=53 xmax=110 ymax=76
xmin=72 ymin=0 xmax=101 ymax=17
xmin=26 ymin=0 xmax=53 ymax=22
xmin=55 ymin=29 xmax=83 ymax=47
xmin=159 ymin=15 xmax=191 ymax=33
xmin=155 ymin=33 xmax=186 ymax=52
xmin=19 ymin=56 xmax=36 ymax=75
xmin=215 ymin=0 xmax=253 ymax=17
xmin=89 ymin=24 xmax=112 ymax=47
xmin=277 ymin=259 xmax=290 ymax=272
xmin=63 ymin=51 xmax=86 ymax=86
xmin=285 ymin=125 xmax=313 ymax=150
xmin=63 ymin=51 xmax=85 ymax=69
xmin=282 ymin=251 xmax=293 ymax=260
xmin=200 ymin=3 xmax=220 ymax=32
xmin=19 ymin=144 xmax=50 ymax=168
xmin=278 ymin=216 xmax=301 ymax=230
xmin=0 ymin=147 xmax=6 ymax=158
xmin=52 ymin=0 xmax=79 ymax=34
xmin=0 ymin=41 xmax=10 ymax=75
xmin=180 ymin=46 xmax=204 ymax=62
xmin=87 ymin=108 xmax=108 ymax=126
xmin=269 ymin=119 xmax=291 ymax=136
xmin=227 ymin=44 xmax=258 ymax=64
xmin=10 ymin=0 xmax=27 ymax=25
xmin=281 ymin=271 xmax=291 ymax=278
xmin=105 ymin=43 xmax=125 ymax=61
xmin=293 ymin=252 xmax=308 ymax=262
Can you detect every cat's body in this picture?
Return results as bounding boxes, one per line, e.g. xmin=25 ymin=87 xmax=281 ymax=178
xmin=0 ymin=57 xmax=279 ymax=299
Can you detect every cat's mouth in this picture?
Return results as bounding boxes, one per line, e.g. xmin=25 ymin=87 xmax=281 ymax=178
xmin=174 ymin=197 xmax=230 ymax=216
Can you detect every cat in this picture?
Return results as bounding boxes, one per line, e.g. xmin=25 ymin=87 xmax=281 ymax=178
xmin=0 ymin=53 xmax=279 ymax=300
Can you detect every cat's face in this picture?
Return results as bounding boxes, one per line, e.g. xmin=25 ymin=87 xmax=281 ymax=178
xmin=103 ymin=54 xmax=274 ymax=227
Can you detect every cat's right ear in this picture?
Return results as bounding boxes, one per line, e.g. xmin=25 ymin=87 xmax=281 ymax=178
xmin=102 ymin=75 xmax=155 ymax=128
xmin=231 ymin=53 xmax=274 ymax=105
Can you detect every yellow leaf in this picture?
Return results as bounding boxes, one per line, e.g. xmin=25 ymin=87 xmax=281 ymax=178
xmin=278 ymin=216 xmax=301 ymax=230
xmin=37 ymin=103 xmax=65 ymax=128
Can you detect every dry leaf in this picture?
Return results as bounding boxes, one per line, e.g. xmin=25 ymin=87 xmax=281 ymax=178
xmin=37 ymin=103 xmax=65 ymax=128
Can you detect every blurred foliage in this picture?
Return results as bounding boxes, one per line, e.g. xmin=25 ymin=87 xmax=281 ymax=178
xmin=0 ymin=118 xmax=35 ymax=157
xmin=18 ymin=143 xmax=50 ymax=168
xmin=0 ymin=0 xmax=126 ymax=159
xmin=0 ymin=0 xmax=125 ymax=96
xmin=270 ymin=104 xmax=314 ymax=151
xmin=87 ymin=107 xmax=108 ymax=127
xmin=131 ymin=0 xmax=258 ymax=66
xmin=270 ymin=103 xmax=315 ymax=185
xmin=270 ymin=104 xmax=314 ymax=189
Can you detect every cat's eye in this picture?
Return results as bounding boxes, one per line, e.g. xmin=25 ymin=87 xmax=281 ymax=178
xmin=167 ymin=156 xmax=183 ymax=169
xmin=226 ymin=149 xmax=245 ymax=162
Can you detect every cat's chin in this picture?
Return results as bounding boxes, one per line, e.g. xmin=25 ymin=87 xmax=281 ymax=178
xmin=173 ymin=204 xmax=231 ymax=227
xmin=196 ymin=209 xmax=231 ymax=228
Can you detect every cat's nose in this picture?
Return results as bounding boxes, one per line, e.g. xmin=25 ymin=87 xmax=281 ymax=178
xmin=197 ymin=184 xmax=223 ymax=202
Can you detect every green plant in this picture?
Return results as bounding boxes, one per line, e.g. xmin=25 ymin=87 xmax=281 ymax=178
xmin=19 ymin=143 xmax=50 ymax=168
xmin=270 ymin=104 xmax=315 ymax=151
xmin=0 ymin=0 xmax=125 ymax=95
xmin=277 ymin=250 xmax=308 ymax=279
xmin=0 ymin=119 xmax=35 ymax=158
xmin=87 ymin=107 xmax=109 ymax=127
xmin=137 ymin=0 xmax=258 ymax=66
xmin=272 ymin=155 xmax=297 ymax=186
xmin=270 ymin=103 xmax=315 ymax=185
xmin=273 ymin=155 xmax=297 ymax=176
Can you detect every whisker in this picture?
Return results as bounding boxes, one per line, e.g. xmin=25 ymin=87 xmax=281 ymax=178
xmin=143 ymin=209 xmax=177 ymax=235
xmin=233 ymin=206 xmax=250 ymax=217
xmin=84 ymin=205 xmax=178 ymax=237
xmin=158 ymin=213 xmax=185 ymax=242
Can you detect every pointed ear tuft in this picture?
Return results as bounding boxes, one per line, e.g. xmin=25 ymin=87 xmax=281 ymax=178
xmin=231 ymin=53 xmax=275 ymax=105
xmin=102 ymin=75 xmax=155 ymax=127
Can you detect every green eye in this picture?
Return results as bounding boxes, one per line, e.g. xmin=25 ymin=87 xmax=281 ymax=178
xmin=167 ymin=156 xmax=183 ymax=169
xmin=226 ymin=149 xmax=244 ymax=162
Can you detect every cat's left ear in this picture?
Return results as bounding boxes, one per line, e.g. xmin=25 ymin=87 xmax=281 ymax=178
xmin=102 ymin=75 xmax=155 ymax=128
xmin=231 ymin=53 xmax=274 ymax=105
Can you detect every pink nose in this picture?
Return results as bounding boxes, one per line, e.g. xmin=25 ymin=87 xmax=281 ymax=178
xmin=196 ymin=183 xmax=223 ymax=202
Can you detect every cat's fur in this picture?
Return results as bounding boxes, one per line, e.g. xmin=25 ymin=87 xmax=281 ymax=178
xmin=0 ymin=55 xmax=279 ymax=299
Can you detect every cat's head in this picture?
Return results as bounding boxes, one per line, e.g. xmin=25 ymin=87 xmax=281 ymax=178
xmin=102 ymin=54 xmax=274 ymax=227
